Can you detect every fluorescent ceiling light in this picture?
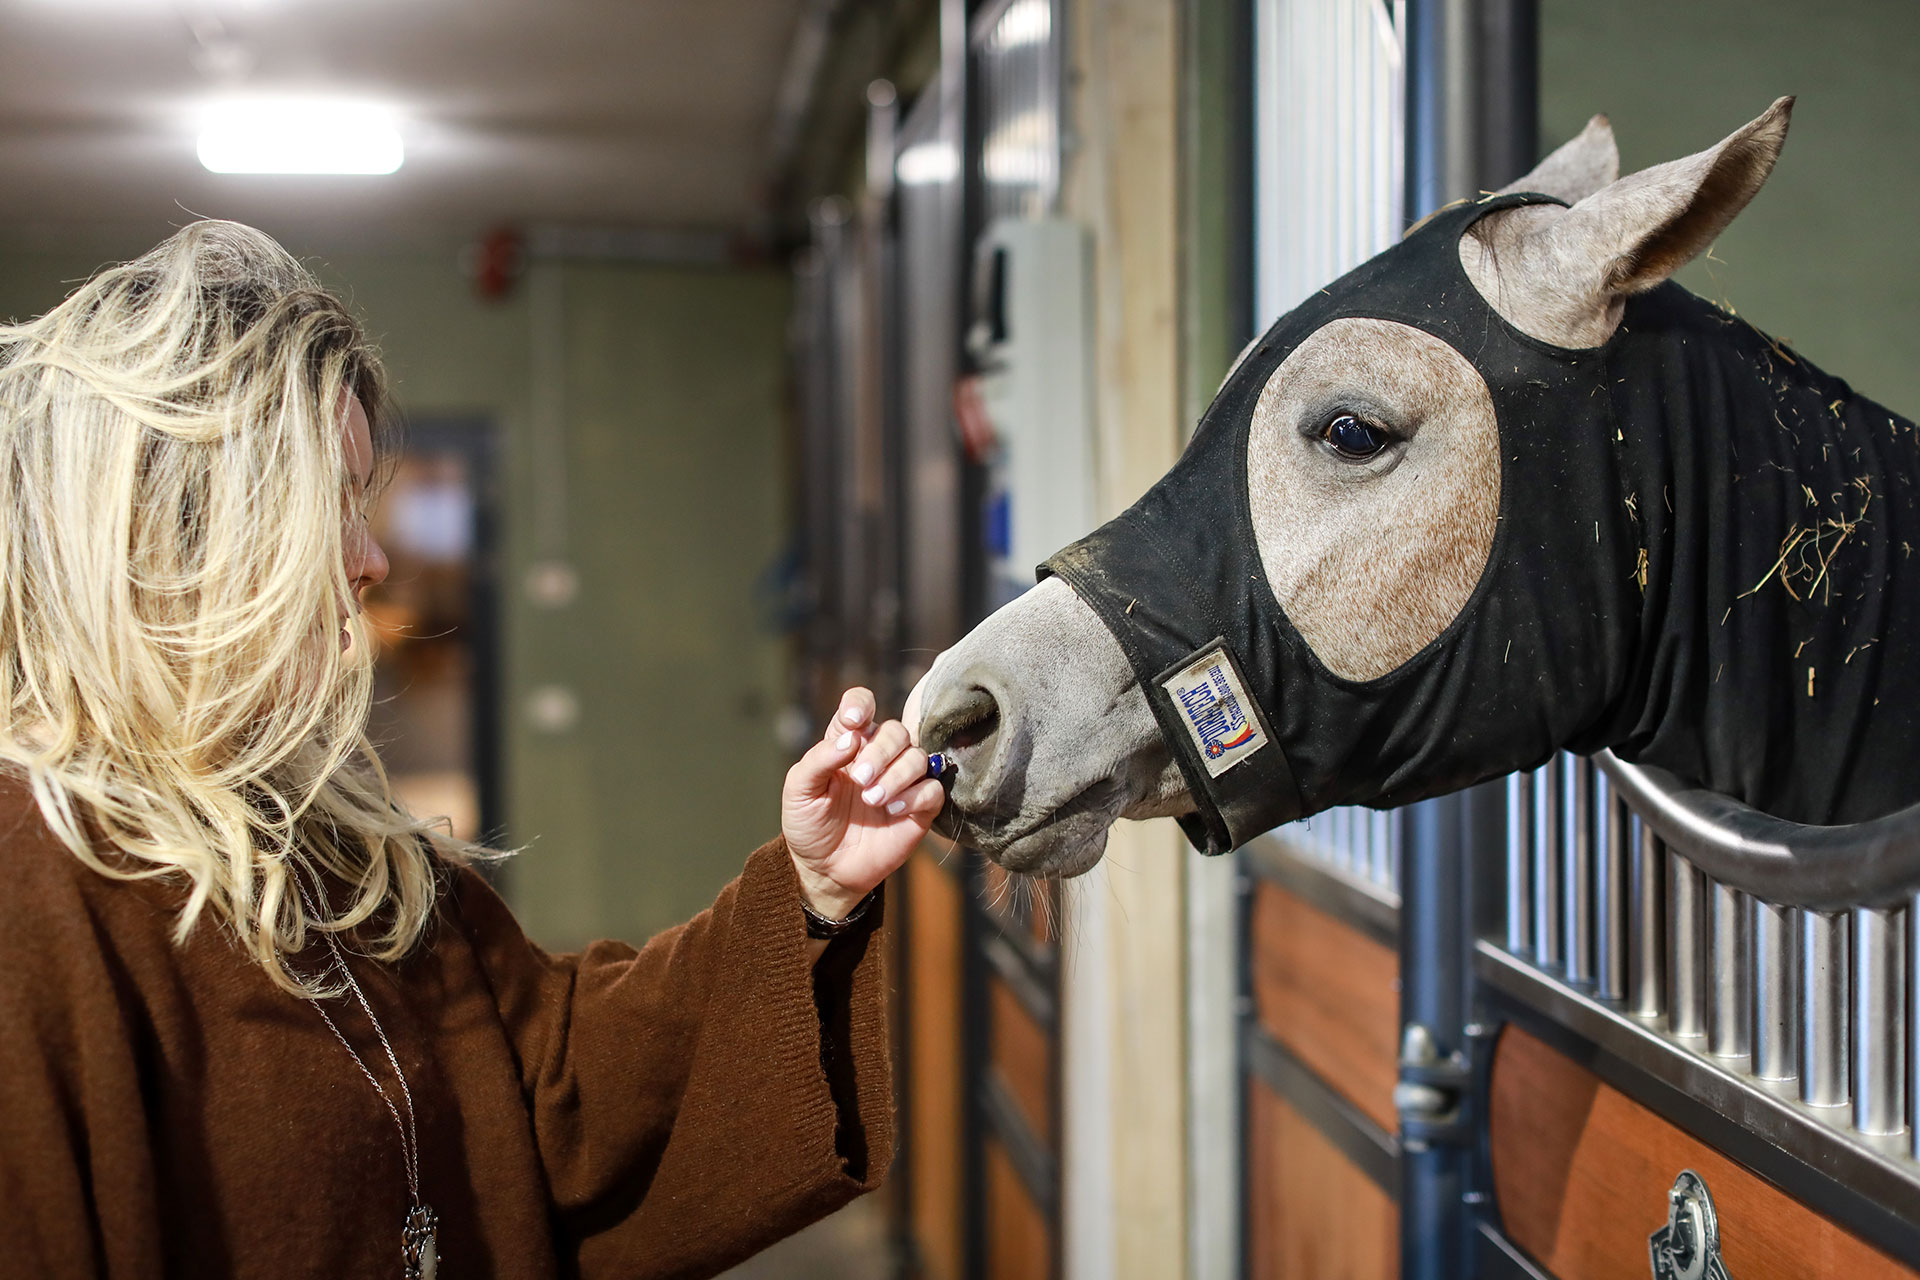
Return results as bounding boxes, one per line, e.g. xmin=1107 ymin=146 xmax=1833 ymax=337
xmin=896 ymin=142 xmax=959 ymax=187
xmin=993 ymin=0 xmax=1051 ymax=48
xmin=197 ymin=101 xmax=404 ymax=175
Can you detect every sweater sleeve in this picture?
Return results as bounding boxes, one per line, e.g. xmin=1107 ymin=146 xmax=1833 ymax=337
xmin=450 ymin=836 xmax=893 ymax=1280
xmin=0 ymin=820 xmax=166 ymax=1280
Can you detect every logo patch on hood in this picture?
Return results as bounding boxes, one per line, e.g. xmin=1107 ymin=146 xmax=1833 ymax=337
xmin=1163 ymin=646 xmax=1268 ymax=776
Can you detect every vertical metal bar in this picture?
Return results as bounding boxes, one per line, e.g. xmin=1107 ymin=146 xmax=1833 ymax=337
xmin=1668 ymin=855 xmax=1708 ymax=1038
xmin=1709 ymin=882 xmax=1752 ymax=1063
xmin=1751 ymin=900 xmax=1799 ymax=1082
xmin=1626 ymin=817 xmax=1666 ymax=1018
xmin=1802 ymin=909 xmax=1850 ymax=1108
xmin=1531 ymin=758 xmax=1561 ymax=971
xmin=1370 ymin=808 xmax=1393 ymax=891
xmin=1593 ymin=770 xmax=1627 ymax=1001
xmin=1912 ymin=900 xmax=1920 ymax=1159
xmin=1911 ymin=899 xmax=1920 ymax=1159
xmin=1504 ymin=770 xmax=1532 ymax=955
xmin=1852 ymin=905 xmax=1908 ymax=1136
xmin=1563 ymin=757 xmax=1594 ymax=986
xmin=1390 ymin=809 xmax=1402 ymax=896
xmin=1398 ymin=794 xmax=1472 ymax=1280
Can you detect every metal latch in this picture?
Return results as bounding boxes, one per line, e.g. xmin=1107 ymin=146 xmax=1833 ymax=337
xmin=1394 ymin=1023 xmax=1469 ymax=1151
xmin=1649 ymin=1170 xmax=1732 ymax=1280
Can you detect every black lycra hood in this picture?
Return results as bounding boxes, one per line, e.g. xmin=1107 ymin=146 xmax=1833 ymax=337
xmin=1042 ymin=192 xmax=1920 ymax=855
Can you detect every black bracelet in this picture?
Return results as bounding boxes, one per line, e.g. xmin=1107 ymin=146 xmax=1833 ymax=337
xmin=802 ymin=887 xmax=878 ymax=940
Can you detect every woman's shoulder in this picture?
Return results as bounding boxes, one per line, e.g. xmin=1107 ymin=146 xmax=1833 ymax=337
xmin=0 ymin=769 xmax=180 ymax=952
xmin=0 ymin=768 xmax=81 ymax=882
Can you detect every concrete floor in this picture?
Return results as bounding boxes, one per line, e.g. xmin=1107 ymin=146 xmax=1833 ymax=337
xmin=721 ymin=1197 xmax=896 ymax=1280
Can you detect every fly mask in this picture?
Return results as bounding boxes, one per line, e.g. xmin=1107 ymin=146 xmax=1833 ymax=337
xmin=1042 ymin=192 xmax=1920 ymax=855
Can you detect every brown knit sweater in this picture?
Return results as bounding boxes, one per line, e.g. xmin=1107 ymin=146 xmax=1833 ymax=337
xmin=0 ymin=777 xmax=892 ymax=1279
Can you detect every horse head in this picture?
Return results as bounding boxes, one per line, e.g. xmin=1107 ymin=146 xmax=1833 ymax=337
xmin=910 ymin=97 xmax=1920 ymax=877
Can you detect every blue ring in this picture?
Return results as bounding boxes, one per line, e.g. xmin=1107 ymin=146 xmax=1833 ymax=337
xmin=925 ymin=752 xmax=948 ymax=779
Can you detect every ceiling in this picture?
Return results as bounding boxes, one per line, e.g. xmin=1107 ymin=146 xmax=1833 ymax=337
xmin=0 ymin=0 xmax=813 ymax=242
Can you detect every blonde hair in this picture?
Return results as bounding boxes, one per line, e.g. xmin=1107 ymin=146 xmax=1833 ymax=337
xmin=0 ymin=220 xmax=483 ymax=992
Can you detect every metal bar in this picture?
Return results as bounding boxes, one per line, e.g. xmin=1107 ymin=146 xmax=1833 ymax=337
xmin=1710 ymin=881 xmax=1752 ymax=1063
xmin=1371 ymin=808 xmax=1394 ymax=890
xmin=1505 ymin=769 xmax=1532 ymax=955
xmin=1399 ymin=794 xmax=1471 ymax=1280
xmin=1912 ymin=896 xmax=1920 ymax=1160
xmin=1627 ymin=816 xmax=1666 ymax=1019
xmin=1593 ymin=772 xmax=1628 ymax=1001
xmin=1595 ymin=749 xmax=1920 ymax=911
xmin=981 ymin=931 xmax=1056 ymax=1030
xmin=1802 ymin=908 xmax=1850 ymax=1109
xmin=1668 ymin=854 xmax=1709 ymax=1038
xmin=1474 ymin=1222 xmax=1556 ymax=1280
xmin=979 ymin=1070 xmax=1059 ymax=1220
xmin=1752 ymin=900 xmax=1799 ymax=1082
xmin=1563 ymin=756 xmax=1594 ymax=986
xmin=1242 ymin=1022 xmax=1401 ymax=1198
xmin=1853 ymin=905 xmax=1908 ymax=1137
xmin=1531 ymin=758 xmax=1562 ymax=971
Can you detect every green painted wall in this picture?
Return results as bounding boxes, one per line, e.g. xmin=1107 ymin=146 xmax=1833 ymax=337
xmin=1542 ymin=0 xmax=1920 ymax=416
xmin=0 ymin=231 xmax=793 ymax=950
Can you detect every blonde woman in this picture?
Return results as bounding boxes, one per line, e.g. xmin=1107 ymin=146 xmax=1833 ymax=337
xmin=0 ymin=221 xmax=944 ymax=1278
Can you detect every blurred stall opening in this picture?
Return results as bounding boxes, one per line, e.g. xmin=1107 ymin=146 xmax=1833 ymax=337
xmin=363 ymin=418 xmax=501 ymax=846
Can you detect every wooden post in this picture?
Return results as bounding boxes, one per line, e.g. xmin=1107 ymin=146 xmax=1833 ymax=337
xmin=1059 ymin=2 xmax=1190 ymax=1278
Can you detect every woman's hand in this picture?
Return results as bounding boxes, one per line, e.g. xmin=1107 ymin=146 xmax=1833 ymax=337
xmin=783 ymin=686 xmax=945 ymax=922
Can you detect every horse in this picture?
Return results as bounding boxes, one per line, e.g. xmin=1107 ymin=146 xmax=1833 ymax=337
xmin=907 ymin=98 xmax=1920 ymax=880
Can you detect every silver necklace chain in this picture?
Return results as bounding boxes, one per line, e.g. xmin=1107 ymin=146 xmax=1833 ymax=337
xmin=294 ymin=870 xmax=423 ymax=1208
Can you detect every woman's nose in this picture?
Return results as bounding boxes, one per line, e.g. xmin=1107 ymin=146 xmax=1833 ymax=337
xmin=354 ymin=528 xmax=391 ymax=592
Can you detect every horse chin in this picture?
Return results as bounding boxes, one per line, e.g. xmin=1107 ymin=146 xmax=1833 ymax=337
xmin=934 ymin=791 xmax=1120 ymax=879
xmin=992 ymin=813 xmax=1112 ymax=878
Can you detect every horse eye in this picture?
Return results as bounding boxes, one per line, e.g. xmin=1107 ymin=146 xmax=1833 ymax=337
xmin=1320 ymin=414 xmax=1390 ymax=461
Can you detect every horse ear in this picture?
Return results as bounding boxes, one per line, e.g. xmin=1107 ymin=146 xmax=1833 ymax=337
xmin=1548 ymin=97 xmax=1794 ymax=298
xmin=1499 ymin=113 xmax=1619 ymax=204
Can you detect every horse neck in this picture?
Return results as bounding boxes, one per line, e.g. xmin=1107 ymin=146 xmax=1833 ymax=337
xmin=1603 ymin=283 xmax=1920 ymax=824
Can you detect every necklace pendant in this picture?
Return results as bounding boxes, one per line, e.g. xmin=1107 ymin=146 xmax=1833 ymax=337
xmin=403 ymin=1204 xmax=439 ymax=1280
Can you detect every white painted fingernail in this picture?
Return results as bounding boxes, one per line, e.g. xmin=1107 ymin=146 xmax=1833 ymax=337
xmin=836 ymin=732 xmax=855 ymax=751
xmin=862 ymin=784 xmax=884 ymax=805
xmin=851 ymin=762 xmax=875 ymax=785
xmin=887 ymin=799 xmax=907 ymax=816
xmin=841 ymin=706 xmax=865 ymax=725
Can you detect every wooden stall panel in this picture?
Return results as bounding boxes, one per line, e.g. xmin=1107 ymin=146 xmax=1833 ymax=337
xmin=1491 ymin=1026 xmax=1920 ymax=1279
xmin=985 ymin=1138 xmax=1052 ymax=1280
xmin=989 ymin=976 xmax=1054 ymax=1147
xmin=907 ymin=850 xmax=965 ymax=1280
xmin=1247 ymin=1081 xmax=1397 ymax=1280
xmin=1249 ymin=881 xmax=1401 ymax=1132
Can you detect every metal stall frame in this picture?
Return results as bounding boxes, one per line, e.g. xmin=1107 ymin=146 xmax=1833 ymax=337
xmin=957 ymin=3 xmax=1072 ymax=1277
xmin=1474 ymin=754 xmax=1920 ymax=1274
xmin=1390 ymin=4 xmax=1920 ymax=1275
xmin=1228 ymin=2 xmax=1420 ymax=1276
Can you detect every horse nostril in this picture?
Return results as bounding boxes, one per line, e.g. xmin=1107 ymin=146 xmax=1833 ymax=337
xmin=920 ymin=685 xmax=1000 ymax=758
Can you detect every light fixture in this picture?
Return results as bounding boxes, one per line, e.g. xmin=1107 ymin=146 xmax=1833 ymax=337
xmin=896 ymin=141 xmax=960 ymax=187
xmin=992 ymin=0 xmax=1051 ymax=49
xmin=197 ymin=100 xmax=404 ymax=175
